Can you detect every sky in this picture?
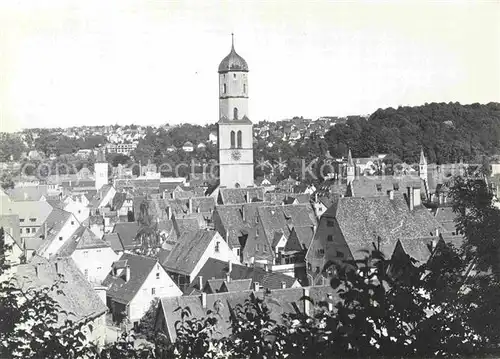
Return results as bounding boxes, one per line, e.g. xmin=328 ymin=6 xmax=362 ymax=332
xmin=0 ymin=0 xmax=499 ymax=132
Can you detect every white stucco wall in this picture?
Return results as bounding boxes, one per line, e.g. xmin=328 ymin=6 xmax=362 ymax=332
xmin=189 ymin=232 xmax=240 ymax=282
xmin=128 ymin=262 xmax=182 ymax=322
xmin=43 ymin=214 xmax=79 ymax=258
xmin=72 ymin=247 xmax=119 ymax=284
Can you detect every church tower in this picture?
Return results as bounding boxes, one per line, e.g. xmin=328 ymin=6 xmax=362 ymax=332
xmin=218 ymin=35 xmax=254 ymax=188
xmin=419 ymin=147 xmax=428 ymax=183
xmin=95 ymin=149 xmax=108 ymax=191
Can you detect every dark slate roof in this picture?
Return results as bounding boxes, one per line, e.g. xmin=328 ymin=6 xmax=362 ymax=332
xmin=288 ymin=226 xmax=314 ymax=251
xmin=102 ymin=253 xmax=157 ymax=304
xmin=159 ymin=285 xmax=335 ymax=342
xmin=14 ymin=257 xmax=107 ymax=324
xmin=320 ymin=196 xmax=444 ymax=262
xmin=220 ymin=278 xmax=252 ymax=292
xmin=218 ymin=40 xmax=248 ymax=73
xmin=219 ymin=187 xmax=265 ymax=205
xmin=172 ymin=216 xmax=201 ymax=238
xmin=112 ymin=222 xmax=140 ymax=251
xmin=185 ymin=258 xmax=298 ymax=293
xmin=257 ymin=204 xmax=317 ymax=245
xmin=191 ymin=197 xmax=216 ymax=213
xmin=350 ymin=175 xmax=422 ymax=198
xmin=162 ymin=230 xmax=217 ymax=275
xmin=103 ymin=233 xmax=124 ymax=252
xmin=112 ymin=192 xmax=127 ymax=210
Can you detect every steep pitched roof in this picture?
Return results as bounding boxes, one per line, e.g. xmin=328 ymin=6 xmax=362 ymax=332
xmin=34 ymin=208 xmax=74 ymax=255
xmin=257 ymin=204 xmax=317 ymax=245
xmin=320 ymin=196 xmax=443 ymax=262
xmin=14 ymin=257 xmax=107 ymax=324
xmin=112 ymin=222 xmax=140 ymax=251
xmin=102 ymin=253 xmax=158 ymax=304
xmin=103 ymin=233 xmax=124 ymax=252
xmin=162 ymin=230 xmax=217 ymax=275
xmin=7 ymin=186 xmax=49 ymax=201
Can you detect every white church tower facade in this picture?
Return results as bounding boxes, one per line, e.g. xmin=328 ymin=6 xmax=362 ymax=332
xmin=94 ymin=149 xmax=108 ymax=191
xmin=218 ymin=35 xmax=254 ymax=188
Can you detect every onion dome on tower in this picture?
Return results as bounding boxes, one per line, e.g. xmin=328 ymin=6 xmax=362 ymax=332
xmin=218 ymin=34 xmax=249 ymax=73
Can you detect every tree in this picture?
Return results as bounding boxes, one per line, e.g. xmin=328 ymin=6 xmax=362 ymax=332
xmin=135 ymin=200 xmax=161 ymax=256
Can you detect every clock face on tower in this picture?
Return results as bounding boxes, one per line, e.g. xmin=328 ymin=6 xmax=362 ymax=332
xmin=231 ymin=150 xmax=241 ymax=161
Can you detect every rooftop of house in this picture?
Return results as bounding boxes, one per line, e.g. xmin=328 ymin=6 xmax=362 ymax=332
xmin=317 ymin=195 xmax=444 ymax=262
xmin=0 ymin=199 xmax=53 ymax=228
xmin=257 ymin=204 xmax=318 ymax=245
xmin=103 ymin=232 xmax=125 ymax=252
xmin=184 ymin=258 xmax=299 ymax=294
xmin=14 ymin=257 xmax=107 ymax=325
xmin=34 ymin=208 xmax=74 ymax=255
xmin=349 ymin=175 xmax=422 ymax=198
xmin=102 ymin=253 xmax=159 ymax=304
xmin=112 ymin=222 xmax=141 ymax=251
xmin=159 ymin=285 xmax=336 ymax=342
xmin=6 ymin=186 xmax=49 ymax=201
xmin=218 ymin=187 xmax=265 ymax=205
xmin=57 ymin=226 xmax=110 ymax=257
xmin=162 ymin=230 xmax=218 ymax=275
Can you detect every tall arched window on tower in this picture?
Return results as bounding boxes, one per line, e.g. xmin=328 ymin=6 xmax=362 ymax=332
xmin=237 ymin=131 xmax=242 ymax=148
xmin=243 ymin=84 xmax=246 ymax=94
xmin=223 ymin=84 xmax=226 ymax=94
xmin=230 ymin=131 xmax=235 ymax=148
xmin=233 ymin=107 xmax=238 ymax=120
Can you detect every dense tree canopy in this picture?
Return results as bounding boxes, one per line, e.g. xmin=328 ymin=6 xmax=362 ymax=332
xmin=326 ymin=102 xmax=500 ymax=163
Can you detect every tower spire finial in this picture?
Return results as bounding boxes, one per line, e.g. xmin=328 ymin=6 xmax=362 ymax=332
xmin=231 ymin=33 xmax=234 ymax=50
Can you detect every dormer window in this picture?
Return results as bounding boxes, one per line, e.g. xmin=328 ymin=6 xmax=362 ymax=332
xmin=376 ymin=184 xmax=382 ymax=192
xmin=20 ymin=219 xmax=25 ymax=223
xmin=30 ymin=218 xmax=36 ymax=222
xmin=393 ymin=183 xmax=399 ymax=191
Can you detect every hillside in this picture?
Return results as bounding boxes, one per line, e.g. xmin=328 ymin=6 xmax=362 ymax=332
xmin=325 ymin=102 xmax=500 ymax=163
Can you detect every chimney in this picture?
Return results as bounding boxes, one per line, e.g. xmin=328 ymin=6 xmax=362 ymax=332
xmin=407 ymin=186 xmax=414 ymax=211
xmin=34 ymin=265 xmax=39 ymax=277
xmin=281 ymin=281 xmax=286 ymax=289
xmin=228 ymin=259 xmax=232 ymax=274
xmin=198 ymin=275 xmax=203 ymax=290
xmin=188 ymin=198 xmax=193 ymax=214
xmin=201 ymin=292 xmax=207 ymax=308
xmin=388 ymin=190 xmax=394 ymax=200
xmin=54 ymin=261 xmax=59 ymax=274
xmin=253 ymin=282 xmax=260 ymax=291
xmin=327 ymin=293 xmax=334 ymax=311
xmin=125 ymin=265 xmax=131 ymax=282
xmin=246 ymin=191 xmax=251 ymax=203
xmin=44 ymin=222 xmax=48 ymax=240
xmin=264 ymin=263 xmax=269 ymax=272
xmin=303 ymin=288 xmax=311 ymax=316
xmin=435 ymin=228 xmax=439 ymax=237
xmin=226 ymin=272 xmax=231 ymax=283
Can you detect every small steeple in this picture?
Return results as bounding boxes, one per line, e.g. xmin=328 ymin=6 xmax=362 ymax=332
xmin=419 ymin=147 xmax=427 ymax=166
xmin=231 ymin=33 xmax=234 ymax=51
xmin=347 ymin=148 xmax=354 ymax=166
